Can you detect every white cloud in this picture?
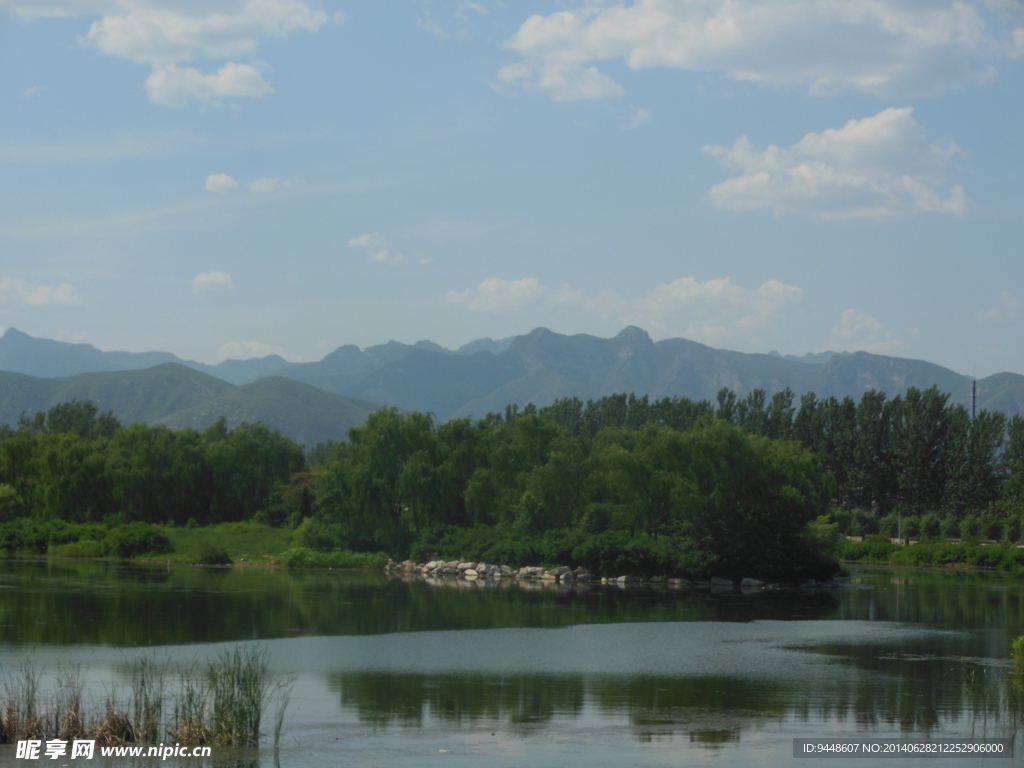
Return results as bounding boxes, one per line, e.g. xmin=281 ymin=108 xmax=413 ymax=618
xmin=204 ymin=173 xmax=238 ymax=193
xmin=500 ymin=0 xmax=1014 ymax=102
xmin=0 ymin=277 xmax=79 ymax=306
xmin=704 ymin=107 xmax=968 ymax=219
xmin=4 ymin=0 xmax=328 ymax=105
xmin=219 ymin=340 xmax=302 ymax=361
xmin=448 ymin=277 xmax=548 ymax=312
xmin=82 ymin=1 xmax=327 ymax=65
xmin=192 ymin=271 xmax=233 ymax=294
xmin=625 ymin=107 xmax=651 ymax=129
xmin=979 ymin=291 xmax=1022 ymax=321
xmin=830 ymin=308 xmax=902 ymax=352
xmin=349 ymin=232 xmax=400 ymax=262
xmin=249 ymin=176 xmax=297 ymax=193
xmin=147 ymin=62 xmax=273 ymax=107
xmin=626 ymin=277 xmax=802 ymax=345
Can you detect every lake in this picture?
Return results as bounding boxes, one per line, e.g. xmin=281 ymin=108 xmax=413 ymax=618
xmin=1 ymin=560 xmax=1022 ymax=767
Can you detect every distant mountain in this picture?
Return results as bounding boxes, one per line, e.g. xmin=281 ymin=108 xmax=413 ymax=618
xmin=0 ymin=364 xmax=379 ymax=447
xmin=0 ymin=327 xmax=180 ymax=378
xmin=0 ymin=325 xmax=1015 ymax=422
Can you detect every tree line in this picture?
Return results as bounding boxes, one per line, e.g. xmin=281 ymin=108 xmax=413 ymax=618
xmin=3 ymin=383 xmax=1019 ymax=575
xmin=0 ymin=401 xmax=304 ymax=526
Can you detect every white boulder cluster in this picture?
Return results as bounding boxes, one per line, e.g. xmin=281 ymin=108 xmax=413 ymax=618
xmin=385 ymin=559 xmax=596 ymax=582
xmin=384 ymin=559 xmax=841 ymax=590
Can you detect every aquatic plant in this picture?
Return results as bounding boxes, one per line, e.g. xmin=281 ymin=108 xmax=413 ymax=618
xmin=128 ymin=656 xmax=167 ymax=742
xmin=0 ymin=644 xmax=291 ymax=748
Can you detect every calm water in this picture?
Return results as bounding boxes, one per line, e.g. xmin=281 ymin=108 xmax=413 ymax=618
xmin=1 ymin=560 xmax=1023 ymax=767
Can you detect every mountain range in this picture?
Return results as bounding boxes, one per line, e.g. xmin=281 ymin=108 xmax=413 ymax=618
xmin=1 ymin=326 xmax=1021 ymax=445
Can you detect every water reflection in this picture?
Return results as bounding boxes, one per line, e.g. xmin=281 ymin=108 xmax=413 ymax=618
xmin=330 ymin=664 xmax=1024 ymax=743
xmin=4 ymin=561 xmax=1024 ymax=766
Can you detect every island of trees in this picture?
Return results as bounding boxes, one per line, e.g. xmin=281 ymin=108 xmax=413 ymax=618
xmin=1 ymin=384 xmax=1023 ymax=579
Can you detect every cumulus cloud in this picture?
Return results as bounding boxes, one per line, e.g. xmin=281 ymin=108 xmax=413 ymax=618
xmin=249 ymin=176 xmax=297 ymax=193
xmin=204 ymin=173 xmax=238 ymax=193
xmin=0 ymin=277 xmax=79 ymax=306
xmin=499 ymin=0 xmax=1016 ymax=102
xmin=704 ymin=107 xmax=968 ymax=219
xmin=447 ymin=277 xmax=548 ymax=312
xmin=624 ymin=277 xmax=802 ymax=345
xmin=349 ymin=232 xmax=400 ymax=262
xmin=147 ymin=62 xmax=273 ymax=107
xmin=191 ymin=271 xmax=233 ymax=294
xmin=625 ymin=107 xmax=651 ymax=129
xmin=3 ymin=0 xmax=329 ymax=105
xmin=219 ymin=340 xmax=301 ymax=361
xmin=979 ymin=291 xmax=1022 ymax=321
xmin=830 ymin=308 xmax=902 ymax=352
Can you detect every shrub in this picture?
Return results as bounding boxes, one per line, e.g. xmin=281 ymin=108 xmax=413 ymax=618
xmin=920 ymin=513 xmax=943 ymax=541
xmin=290 ymin=518 xmax=341 ymax=552
xmin=49 ymin=540 xmax=103 ymax=558
xmin=1012 ymin=635 xmax=1024 ymax=666
xmin=960 ymin=516 xmax=981 ymax=543
xmin=196 ymin=542 xmax=232 ymax=566
xmin=102 ymin=523 xmax=173 ymax=559
xmin=279 ymin=548 xmax=387 ymax=569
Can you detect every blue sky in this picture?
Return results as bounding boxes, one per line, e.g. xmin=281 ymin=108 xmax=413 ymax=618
xmin=0 ymin=0 xmax=1022 ymax=376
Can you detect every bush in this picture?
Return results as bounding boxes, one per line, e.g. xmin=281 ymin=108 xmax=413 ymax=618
xmin=1012 ymin=635 xmax=1024 ymax=665
xmin=920 ymin=512 xmax=942 ymax=541
xmin=291 ymin=518 xmax=341 ymax=552
xmin=102 ymin=523 xmax=173 ymax=559
xmin=960 ymin=516 xmax=982 ymax=543
xmin=49 ymin=540 xmax=103 ymax=558
xmin=879 ymin=513 xmax=899 ymax=539
xmin=1005 ymin=516 xmax=1023 ymax=543
xmin=196 ymin=542 xmax=232 ymax=566
xmin=280 ymin=548 xmax=387 ymax=569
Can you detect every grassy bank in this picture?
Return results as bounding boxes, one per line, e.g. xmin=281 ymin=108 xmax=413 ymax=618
xmin=161 ymin=522 xmax=292 ymax=564
xmin=836 ymin=539 xmax=1024 ymax=571
xmin=0 ymin=517 xmax=385 ymax=570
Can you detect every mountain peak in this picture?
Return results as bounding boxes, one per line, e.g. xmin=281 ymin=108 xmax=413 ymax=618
xmin=615 ymin=326 xmax=653 ymax=345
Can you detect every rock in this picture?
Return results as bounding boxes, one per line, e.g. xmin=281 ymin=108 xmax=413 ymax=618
xmin=800 ymin=579 xmax=817 ymax=588
xmin=457 ymin=562 xmax=475 ymax=571
xmin=710 ymin=577 xmax=734 ymax=587
xmin=559 ymin=572 xmax=574 ymax=581
xmin=617 ymin=575 xmax=641 ymax=583
xmin=464 ymin=569 xmax=478 ymax=577
xmin=540 ymin=573 xmax=557 ymax=581
xmin=500 ymin=565 xmax=512 ymax=574
xmin=476 ymin=562 xmax=488 ymax=571
xmin=443 ymin=567 xmax=458 ymax=574
xmin=740 ymin=578 xmax=764 ymax=587
xmin=550 ymin=566 xmax=571 ymax=578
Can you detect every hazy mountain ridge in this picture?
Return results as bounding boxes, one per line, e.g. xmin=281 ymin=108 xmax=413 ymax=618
xmin=0 ymin=326 xmax=1015 ymax=428
xmin=0 ymin=363 xmax=379 ymax=447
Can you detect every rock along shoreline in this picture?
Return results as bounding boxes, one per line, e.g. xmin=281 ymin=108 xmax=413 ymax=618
xmin=384 ymin=559 xmax=843 ymax=591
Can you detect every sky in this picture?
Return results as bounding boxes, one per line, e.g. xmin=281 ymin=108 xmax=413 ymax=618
xmin=0 ymin=0 xmax=1022 ymax=375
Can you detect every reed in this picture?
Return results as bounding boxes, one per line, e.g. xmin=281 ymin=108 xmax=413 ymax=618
xmin=209 ymin=646 xmax=268 ymax=746
xmin=0 ymin=644 xmax=291 ymax=748
xmin=1 ymin=661 xmax=42 ymax=741
xmin=128 ymin=656 xmax=167 ymax=742
xmin=171 ymin=664 xmax=212 ymax=744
